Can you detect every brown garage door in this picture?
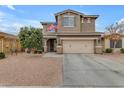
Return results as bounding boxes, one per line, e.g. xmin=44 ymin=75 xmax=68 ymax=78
xmin=63 ymin=40 xmax=94 ymax=53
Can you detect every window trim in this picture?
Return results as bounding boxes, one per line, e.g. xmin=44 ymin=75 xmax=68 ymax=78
xmin=63 ymin=15 xmax=75 ymax=27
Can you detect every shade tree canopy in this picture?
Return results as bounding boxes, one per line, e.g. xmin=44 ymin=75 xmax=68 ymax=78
xmin=18 ymin=26 xmax=43 ymax=51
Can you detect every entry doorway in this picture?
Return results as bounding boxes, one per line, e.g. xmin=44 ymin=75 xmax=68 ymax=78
xmin=47 ymin=39 xmax=56 ymax=52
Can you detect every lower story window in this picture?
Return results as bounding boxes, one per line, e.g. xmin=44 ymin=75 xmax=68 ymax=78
xmin=110 ymin=40 xmax=122 ymax=48
xmin=96 ymin=39 xmax=101 ymax=46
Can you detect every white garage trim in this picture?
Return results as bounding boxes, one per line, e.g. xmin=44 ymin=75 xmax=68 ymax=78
xmin=60 ymin=37 xmax=98 ymax=40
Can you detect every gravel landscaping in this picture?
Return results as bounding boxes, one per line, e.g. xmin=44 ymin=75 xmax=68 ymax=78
xmin=96 ymin=53 xmax=124 ymax=63
xmin=0 ymin=53 xmax=63 ymax=87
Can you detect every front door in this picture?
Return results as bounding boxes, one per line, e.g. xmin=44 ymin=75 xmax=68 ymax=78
xmin=47 ymin=39 xmax=56 ymax=52
xmin=50 ymin=39 xmax=54 ymax=52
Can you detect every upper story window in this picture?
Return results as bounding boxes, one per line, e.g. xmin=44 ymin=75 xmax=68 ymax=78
xmin=63 ymin=16 xmax=75 ymax=27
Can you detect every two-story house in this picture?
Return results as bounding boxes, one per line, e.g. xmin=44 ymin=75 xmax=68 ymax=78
xmin=41 ymin=9 xmax=104 ymax=54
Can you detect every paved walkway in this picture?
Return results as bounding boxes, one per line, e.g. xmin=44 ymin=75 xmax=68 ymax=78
xmin=0 ymin=53 xmax=62 ymax=86
xmin=63 ymin=54 xmax=124 ymax=87
xmin=43 ymin=52 xmax=63 ymax=58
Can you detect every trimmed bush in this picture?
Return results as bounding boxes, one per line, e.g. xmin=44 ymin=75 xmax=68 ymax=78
xmin=37 ymin=50 xmax=42 ymax=54
xmin=105 ymin=48 xmax=113 ymax=53
xmin=120 ymin=48 xmax=124 ymax=53
xmin=0 ymin=52 xmax=5 ymax=59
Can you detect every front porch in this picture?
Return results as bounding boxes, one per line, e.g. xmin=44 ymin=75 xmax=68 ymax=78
xmin=44 ymin=38 xmax=57 ymax=53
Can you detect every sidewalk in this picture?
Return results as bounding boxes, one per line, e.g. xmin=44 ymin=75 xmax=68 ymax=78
xmin=43 ymin=52 xmax=63 ymax=58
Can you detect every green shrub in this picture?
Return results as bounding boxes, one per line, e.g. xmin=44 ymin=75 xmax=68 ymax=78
xmin=0 ymin=52 xmax=5 ymax=59
xmin=37 ymin=50 xmax=42 ymax=54
xmin=105 ymin=48 xmax=113 ymax=53
xmin=120 ymin=48 xmax=124 ymax=53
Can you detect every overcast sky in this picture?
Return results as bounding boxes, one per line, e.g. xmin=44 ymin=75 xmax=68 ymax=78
xmin=0 ymin=5 xmax=124 ymax=35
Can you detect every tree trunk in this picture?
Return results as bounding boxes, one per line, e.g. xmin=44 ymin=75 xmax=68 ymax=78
xmin=113 ymin=41 xmax=117 ymax=53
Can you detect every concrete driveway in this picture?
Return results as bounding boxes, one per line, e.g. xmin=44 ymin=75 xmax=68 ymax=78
xmin=63 ymin=54 xmax=124 ymax=87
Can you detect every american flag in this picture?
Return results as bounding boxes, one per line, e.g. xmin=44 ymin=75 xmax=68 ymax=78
xmin=47 ymin=22 xmax=58 ymax=31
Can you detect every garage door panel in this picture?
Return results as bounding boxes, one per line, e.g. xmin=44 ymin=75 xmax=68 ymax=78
xmin=63 ymin=40 xmax=94 ymax=53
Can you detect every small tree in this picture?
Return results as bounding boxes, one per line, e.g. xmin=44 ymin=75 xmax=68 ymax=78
xmin=18 ymin=26 xmax=43 ymax=52
xmin=105 ymin=21 xmax=124 ymax=52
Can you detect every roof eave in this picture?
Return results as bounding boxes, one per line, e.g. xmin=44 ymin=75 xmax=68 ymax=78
xmin=40 ymin=22 xmax=55 ymax=25
xmin=0 ymin=31 xmax=17 ymax=37
xmin=83 ymin=15 xmax=99 ymax=19
xmin=54 ymin=9 xmax=84 ymax=16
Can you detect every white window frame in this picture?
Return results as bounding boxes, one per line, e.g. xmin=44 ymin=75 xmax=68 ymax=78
xmin=63 ymin=15 xmax=75 ymax=27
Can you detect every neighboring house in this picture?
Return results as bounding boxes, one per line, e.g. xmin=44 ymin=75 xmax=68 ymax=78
xmin=104 ymin=38 xmax=124 ymax=52
xmin=41 ymin=9 xmax=124 ymax=53
xmin=0 ymin=31 xmax=21 ymax=53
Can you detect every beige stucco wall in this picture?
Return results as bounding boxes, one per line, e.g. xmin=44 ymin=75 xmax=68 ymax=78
xmin=0 ymin=36 xmax=21 ymax=53
xmin=3 ymin=39 xmax=19 ymax=53
xmin=104 ymin=37 xmax=124 ymax=52
xmin=105 ymin=37 xmax=124 ymax=49
xmin=104 ymin=38 xmax=110 ymax=49
xmin=57 ymin=45 xmax=62 ymax=54
xmin=42 ymin=25 xmax=47 ymax=34
xmin=81 ymin=18 xmax=95 ymax=32
xmin=57 ymin=12 xmax=81 ymax=33
xmin=56 ymin=13 xmax=96 ymax=33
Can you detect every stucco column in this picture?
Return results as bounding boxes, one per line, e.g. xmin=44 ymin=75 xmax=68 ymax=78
xmin=57 ymin=38 xmax=59 ymax=45
xmin=57 ymin=37 xmax=62 ymax=45
xmin=44 ymin=39 xmax=47 ymax=53
xmin=105 ymin=39 xmax=110 ymax=49
xmin=56 ymin=38 xmax=62 ymax=54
